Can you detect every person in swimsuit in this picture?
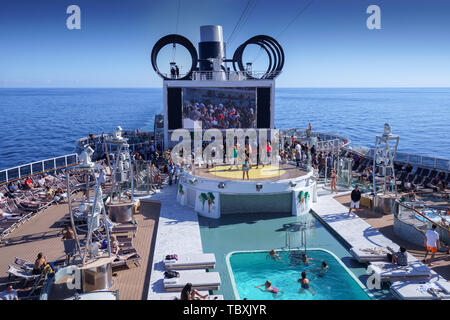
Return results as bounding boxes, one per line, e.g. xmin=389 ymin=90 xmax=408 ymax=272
xmin=33 ymin=252 xmax=46 ymax=275
xmin=330 ymin=169 xmax=338 ymax=194
xmin=318 ymin=261 xmax=328 ymax=277
xmin=242 ymin=157 xmax=250 ymax=180
xmin=180 ymin=282 xmax=208 ymax=300
xmin=298 ymin=271 xmax=315 ymax=295
xmin=301 ymin=253 xmax=321 ymax=266
xmin=255 ymin=281 xmax=279 ymax=294
xmin=62 ymin=226 xmax=76 ymax=264
xmin=266 ymin=249 xmax=281 ymax=261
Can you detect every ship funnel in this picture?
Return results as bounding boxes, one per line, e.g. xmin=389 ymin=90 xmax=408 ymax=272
xmin=199 ymin=25 xmax=226 ymax=71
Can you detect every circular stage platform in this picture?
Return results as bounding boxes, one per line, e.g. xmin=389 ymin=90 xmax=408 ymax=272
xmin=177 ymin=162 xmax=317 ymax=219
xmin=192 ymin=163 xmax=308 ymax=181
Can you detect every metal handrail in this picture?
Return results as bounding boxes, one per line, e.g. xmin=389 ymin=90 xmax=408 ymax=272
xmin=0 ymin=154 xmax=79 ymax=186
xmin=162 ymin=70 xmax=282 ymax=81
xmin=395 ymin=198 xmax=449 ymax=233
xmin=345 ymin=146 xmax=450 ymax=171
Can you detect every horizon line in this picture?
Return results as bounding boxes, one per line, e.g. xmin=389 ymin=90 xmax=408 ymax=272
xmin=1 ymin=86 xmax=450 ymax=89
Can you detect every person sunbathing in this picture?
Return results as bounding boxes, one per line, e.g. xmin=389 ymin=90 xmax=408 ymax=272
xmin=180 ymin=282 xmax=208 ymax=300
xmin=24 ymin=177 xmax=34 ymax=190
xmin=111 ymin=235 xmax=120 ymax=255
xmin=54 ymin=188 xmax=67 ymax=203
xmin=33 ymin=253 xmax=46 ymax=275
xmin=37 ymin=176 xmax=46 ymax=188
xmin=0 ymin=208 xmax=18 ymax=219
xmin=14 ymin=198 xmax=40 ymax=210
xmin=44 ymin=186 xmax=55 ymax=199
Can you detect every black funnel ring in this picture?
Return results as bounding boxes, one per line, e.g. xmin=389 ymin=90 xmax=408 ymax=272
xmin=151 ymin=34 xmax=198 ymax=80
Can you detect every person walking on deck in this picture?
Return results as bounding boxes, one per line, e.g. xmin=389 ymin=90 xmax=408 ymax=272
xmin=423 ymin=224 xmax=440 ymax=266
xmin=348 ymin=186 xmax=361 ymax=215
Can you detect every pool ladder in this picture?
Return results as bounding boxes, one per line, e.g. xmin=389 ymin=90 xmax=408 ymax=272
xmin=285 ymin=228 xmax=307 ymax=252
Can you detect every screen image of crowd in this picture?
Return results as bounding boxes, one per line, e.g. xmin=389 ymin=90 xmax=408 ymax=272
xmin=182 ymin=87 xmax=257 ymax=129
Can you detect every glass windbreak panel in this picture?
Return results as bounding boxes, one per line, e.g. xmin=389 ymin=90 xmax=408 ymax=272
xmin=7 ymin=168 xmax=19 ymax=180
xmin=19 ymin=165 xmax=31 ymax=177
xmin=409 ymin=154 xmax=421 ymax=164
xmin=56 ymin=157 xmax=66 ymax=168
xmin=67 ymin=155 xmax=77 ymax=165
xmin=67 ymin=155 xmax=78 ymax=165
xmin=0 ymin=171 xmax=6 ymax=184
xmin=44 ymin=160 xmax=55 ymax=171
xmin=32 ymin=162 xmax=44 ymax=174
xmin=436 ymin=159 xmax=449 ymax=171
xmin=421 ymin=157 xmax=435 ymax=168
xmin=395 ymin=152 xmax=408 ymax=162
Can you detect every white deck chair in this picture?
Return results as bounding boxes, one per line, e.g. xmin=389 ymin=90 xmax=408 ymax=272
xmin=367 ymin=260 xmax=431 ymax=283
xmin=164 ymin=253 xmax=216 ymax=270
xmin=7 ymin=264 xmax=41 ymax=282
xmin=390 ymin=278 xmax=450 ymax=300
xmin=163 ymin=270 xmax=221 ymax=292
xmin=350 ymin=246 xmax=396 ymax=263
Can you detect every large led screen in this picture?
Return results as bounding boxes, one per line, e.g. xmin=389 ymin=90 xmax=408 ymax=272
xmin=182 ymin=87 xmax=257 ymax=129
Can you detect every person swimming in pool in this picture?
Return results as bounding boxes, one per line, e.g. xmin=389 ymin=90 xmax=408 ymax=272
xmin=318 ymin=261 xmax=328 ymax=277
xmin=266 ymin=249 xmax=282 ymax=261
xmin=255 ymin=281 xmax=279 ymax=294
xmin=298 ymin=271 xmax=315 ymax=295
xmin=301 ymin=253 xmax=321 ymax=266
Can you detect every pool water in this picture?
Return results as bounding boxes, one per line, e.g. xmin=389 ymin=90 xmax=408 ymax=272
xmin=228 ymin=250 xmax=371 ymax=300
xmin=415 ymin=209 xmax=449 ymax=223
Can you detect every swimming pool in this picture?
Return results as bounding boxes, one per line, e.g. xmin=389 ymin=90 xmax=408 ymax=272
xmin=415 ymin=209 xmax=449 ymax=223
xmin=227 ymin=249 xmax=371 ymax=300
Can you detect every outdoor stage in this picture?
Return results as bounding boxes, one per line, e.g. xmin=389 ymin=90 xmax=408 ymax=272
xmin=177 ymin=162 xmax=317 ymax=219
xmin=191 ymin=163 xmax=308 ymax=182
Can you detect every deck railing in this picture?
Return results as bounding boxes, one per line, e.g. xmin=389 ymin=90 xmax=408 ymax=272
xmin=395 ymin=195 xmax=450 ymax=246
xmin=0 ymin=153 xmax=79 ymax=186
xmin=163 ymin=70 xmax=281 ymax=81
xmin=346 ymin=146 xmax=450 ymax=171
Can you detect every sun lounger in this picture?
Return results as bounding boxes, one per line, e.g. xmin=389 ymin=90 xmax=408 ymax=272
xmin=350 ymin=246 xmax=395 ymax=263
xmin=164 ymin=253 xmax=216 ymax=270
xmin=7 ymin=264 xmax=41 ymax=283
xmin=367 ymin=260 xmax=431 ymax=283
xmin=163 ymin=270 xmax=221 ymax=292
xmin=390 ymin=278 xmax=450 ymax=300
xmin=9 ymin=257 xmax=35 ymax=274
xmin=112 ymin=248 xmax=141 ymax=268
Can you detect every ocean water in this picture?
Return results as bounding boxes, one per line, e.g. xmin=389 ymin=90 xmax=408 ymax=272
xmin=0 ymin=88 xmax=449 ymax=171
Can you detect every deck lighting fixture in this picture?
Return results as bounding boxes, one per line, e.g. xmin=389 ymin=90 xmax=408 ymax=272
xmin=256 ymin=183 xmax=263 ymax=192
xmin=289 ymin=181 xmax=296 ymax=187
xmin=189 ymin=178 xmax=197 ymax=185
xmin=218 ymin=182 xmax=225 ymax=189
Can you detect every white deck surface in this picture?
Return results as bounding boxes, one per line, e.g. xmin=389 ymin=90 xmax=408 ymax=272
xmin=312 ymin=184 xmax=446 ymax=299
xmin=311 ymin=187 xmax=397 ymax=249
xmin=145 ymin=182 xmax=446 ymax=300
xmin=145 ymin=185 xmax=205 ymax=300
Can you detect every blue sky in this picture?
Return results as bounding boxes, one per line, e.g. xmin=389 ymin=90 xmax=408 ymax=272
xmin=0 ymin=0 xmax=449 ymax=87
